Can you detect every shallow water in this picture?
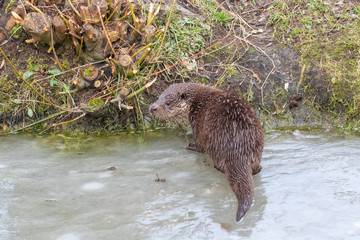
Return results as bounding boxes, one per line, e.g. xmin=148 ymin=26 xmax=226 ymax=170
xmin=0 ymin=129 xmax=360 ymax=240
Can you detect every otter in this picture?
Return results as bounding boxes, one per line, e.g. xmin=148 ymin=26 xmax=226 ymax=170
xmin=149 ymin=83 xmax=264 ymax=222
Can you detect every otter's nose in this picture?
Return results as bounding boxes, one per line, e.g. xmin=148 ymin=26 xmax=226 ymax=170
xmin=150 ymin=105 xmax=157 ymax=114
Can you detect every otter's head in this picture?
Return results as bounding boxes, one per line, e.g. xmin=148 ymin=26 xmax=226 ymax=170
xmin=149 ymin=83 xmax=197 ymax=119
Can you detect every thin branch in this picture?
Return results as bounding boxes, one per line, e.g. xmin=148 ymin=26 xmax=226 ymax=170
xmin=104 ymin=9 xmax=115 ymax=24
xmin=147 ymin=3 xmax=161 ymax=27
xmin=131 ymin=43 xmax=152 ymax=58
xmin=213 ymin=0 xmax=254 ymax=31
xmin=10 ymin=110 xmax=67 ymax=133
xmin=156 ymin=0 xmax=176 ymax=58
xmin=67 ymin=0 xmax=82 ymax=20
xmin=53 ymin=112 xmax=86 ymax=126
xmin=129 ymin=1 xmax=137 ymax=27
xmin=53 ymin=4 xmax=70 ymax=29
xmin=50 ymin=27 xmax=61 ymax=66
xmin=126 ymin=78 xmax=157 ymax=100
xmin=124 ymin=20 xmax=143 ymax=35
xmin=25 ymin=0 xmax=44 ymax=15
xmin=297 ymin=64 xmax=307 ymax=94
xmin=98 ymin=6 xmax=116 ymax=56
xmin=76 ymin=36 xmax=84 ymax=62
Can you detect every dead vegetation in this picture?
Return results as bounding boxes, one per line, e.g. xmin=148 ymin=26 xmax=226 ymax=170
xmin=0 ymin=0 xmax=174 ymax=133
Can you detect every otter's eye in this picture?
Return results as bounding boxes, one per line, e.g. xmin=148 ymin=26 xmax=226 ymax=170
xmin=165 ymin=101 xmax=171 ymax=106
xmin=180 ymin=93 xmax=187 ymax=99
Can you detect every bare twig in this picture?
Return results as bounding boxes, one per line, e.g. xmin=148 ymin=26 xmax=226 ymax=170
xmin=80 ymin=6 xmax=89 ymax=24
xmin=124 ymin=20 xmax=142 ymax=35
xmin=53 ymin=112 xmax=86 ymax=126
xmin=297 ymin=64 xmax=307 ymax=94
xmin=156 ymin=0 xmax=176 ymax=58
xmin=126 ymin=78 xmax=157 ymax=100
xmin=213 ymin=0 xmax=254 ymax=31
xmin=131 ymin=43 xmax=152 ymax=57
xmin=25 ymin=0 xmax=44 ymax=15
xmin=67 ymin=0 xmax=82 ymax=19
xmin=147 ymin=3 xmax=161 ymax=27
xmin=50 ymin=27 xmax=61 ymax=66
xmin=135 ymin=48 xmax=151 ymax=66
xmin=10 ymin=11 xmax=23 ymax=24
xmin=104 ymin=9 xmax=115 ymax=24
xmin=68 ymin=32 xmax=82 ymax=40
xmin=129 ymin=1 xmax=137 ymax=27
xmin=98 ymin=6 xmax=116 ymax=56
xmin=54 ymin=4 xmax=70 ymax=29
xmin=10 ymin=110 xmax=68 ymax=133
xmin=0 ymin=25 xmax=23 ymax=46
xmin=76 ymin=36 xmax=84 ymax=62
xmin=147 ymin=3 xmax=154 ymax=25
xmin=38 ymin=111 xmax=72 ymax=134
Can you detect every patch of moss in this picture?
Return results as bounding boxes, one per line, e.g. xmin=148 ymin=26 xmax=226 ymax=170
xmin=0 ymin=76 xmax=22 ymax=114
xmin=87 ymin=98 xmax=105 ymax=112
xmin=84 ymin=66 xmax=95 ymax=77
xmin=7 ymin=24 xmax=23 ymax=39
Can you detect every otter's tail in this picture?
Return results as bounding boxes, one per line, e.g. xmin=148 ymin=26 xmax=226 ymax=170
xmin=225 ymin=165 xmax=254 ymax=222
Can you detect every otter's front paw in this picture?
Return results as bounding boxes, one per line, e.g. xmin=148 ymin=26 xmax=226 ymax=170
xmin=186 ymin=143 xmax=203 ymax=153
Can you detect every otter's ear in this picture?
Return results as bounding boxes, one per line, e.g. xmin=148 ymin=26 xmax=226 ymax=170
xmin=180 ymin=93 xmax=187 ymax=99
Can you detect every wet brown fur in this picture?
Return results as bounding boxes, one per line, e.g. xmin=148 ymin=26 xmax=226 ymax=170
xmin=149 ymin=83 xmax=264 ymax=222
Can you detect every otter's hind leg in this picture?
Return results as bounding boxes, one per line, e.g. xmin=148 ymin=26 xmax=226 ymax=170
xmin=252 ymin=164 xmax=262 ymax=175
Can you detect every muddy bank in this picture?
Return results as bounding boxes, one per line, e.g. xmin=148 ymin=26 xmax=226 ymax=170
xmin=1 ymin=0 xmax=359 ymax=134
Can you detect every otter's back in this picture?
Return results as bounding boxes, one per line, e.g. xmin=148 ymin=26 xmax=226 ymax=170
xmin=195 ymin=91 xmax=264 ymax=170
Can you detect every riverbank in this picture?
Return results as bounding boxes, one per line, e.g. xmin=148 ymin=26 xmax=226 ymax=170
xmin=1 ymin=0 xmax=359 ymax=134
